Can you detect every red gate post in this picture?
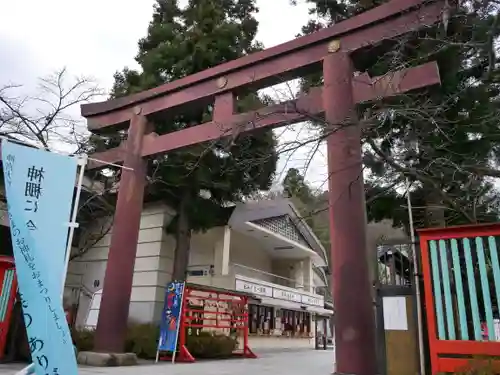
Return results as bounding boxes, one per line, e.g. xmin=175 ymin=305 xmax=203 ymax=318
xmin=323 ymin=51 xmax=376 ymax=374
xmin=94 ymin=111 xmax=151 ymax=352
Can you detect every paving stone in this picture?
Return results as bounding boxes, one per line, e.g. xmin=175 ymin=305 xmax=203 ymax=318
xmin=0 ymin=349 xmax=334 ymax=375
xmin=77 ymin=352 xmax=138 ymax=367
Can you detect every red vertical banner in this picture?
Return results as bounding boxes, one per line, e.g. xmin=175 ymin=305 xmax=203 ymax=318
xmin=0 ymin=257 xmax=17 ymax=359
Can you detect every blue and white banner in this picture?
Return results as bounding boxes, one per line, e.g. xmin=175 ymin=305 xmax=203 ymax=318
xmin=1 ymin=140 xmax=78 ymax=375
xmin=158 ymin=281 xmax=185 ymax=352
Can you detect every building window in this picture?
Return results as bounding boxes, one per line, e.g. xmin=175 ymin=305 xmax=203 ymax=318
xmin=248 ymin=304 xmax=274 ymax=334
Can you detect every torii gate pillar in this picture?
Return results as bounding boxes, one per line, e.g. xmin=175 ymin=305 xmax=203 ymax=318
xmin=324 ymin=51 xmax=376 ymax=374
xmin=92 ymin=112 xmax=151 ymax=352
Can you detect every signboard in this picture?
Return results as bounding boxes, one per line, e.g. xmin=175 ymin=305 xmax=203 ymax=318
xmin=383 ymin=296 xmax=408 ymax=331
xmin=158 ymin=281 xmax=185 ymax=353
xmin=235 ymin=279 xmax=273 ymax=297
xmin=301 ymin=295 xmax=323 ymax=307
xmin=2 ymin=140 xmax=78 ymax=375
xmin=235 ymin=275 xmax=324 ymax=307
xmin=273 ymin=288 xmax=301 ymax=303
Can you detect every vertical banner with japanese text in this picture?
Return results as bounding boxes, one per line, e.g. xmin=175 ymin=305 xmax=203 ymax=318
xmin=158 ymin=281 xmax=185 ymax=352
xmin=2 ymin=141 xmax=78 ymax=297
xmin=1 ymin=140 xmax=78 ymax=375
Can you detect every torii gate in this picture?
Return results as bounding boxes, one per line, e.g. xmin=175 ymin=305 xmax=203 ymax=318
xmin=81 ymin=0 xmax=445 ymax=372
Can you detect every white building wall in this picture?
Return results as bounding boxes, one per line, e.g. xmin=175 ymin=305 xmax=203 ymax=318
xmin=189 ymin=227 xmax=221 ymax=266
xmin=67 ymin=203 xmax=175 ymax=326
xmin=184 ymin=228 xmax=279 ymax=288
xmin=229 ymin=230 xmax=274 ymax=282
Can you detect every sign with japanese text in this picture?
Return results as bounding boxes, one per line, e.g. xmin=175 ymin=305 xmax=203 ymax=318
xmin=235 ymin=275 xmax=325 ymax=307
xmin=2 ymin=141 xmax=78 ymax=296
xmin=235 ymin=279 xmax=273 ymax=297
xmin=158 ymin=281 xmax=185 ymax=352
xmin=273 ymin=288 xmax=302 ymax=303
xmin=1 ymin=140 xmax=78 ymax=375
xmin=300 ymin=295 xmax=323 ymax=307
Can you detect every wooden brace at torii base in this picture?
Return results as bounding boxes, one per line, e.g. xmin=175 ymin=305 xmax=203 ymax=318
xmin=81 ymin=0 xmax=445 ymax=373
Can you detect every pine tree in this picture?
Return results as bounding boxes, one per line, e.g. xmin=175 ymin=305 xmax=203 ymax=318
xmin=283 ymin=168 xmax=315 ymax=204
xmin=100 ymin=0 xmax=278 ymax=280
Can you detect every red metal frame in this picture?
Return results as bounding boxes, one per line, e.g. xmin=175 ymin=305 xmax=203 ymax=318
xmin=0 ymin=256 xmax=17 ymax=360
xmin=159 ymin=284 xmax=256 ymax=363
xmin=418 ymin=223 xmax=500 ymax=374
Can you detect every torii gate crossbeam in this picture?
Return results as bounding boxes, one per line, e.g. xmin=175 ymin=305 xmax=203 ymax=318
xmin=81 ymin=0 xmax=445 ymax=373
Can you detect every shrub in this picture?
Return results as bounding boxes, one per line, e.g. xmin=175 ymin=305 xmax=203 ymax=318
xmin=71 ymin=324 xmax=237 ymax=360
xmin=71 ymin=328 xmax=95 ymax=352
xmin=125 ymin=323 xmax=159 ymax=359
xmin=71 ymin=323 xmax=159 ymax=359
xmin=442 ymin=357 xmax=500 ymax=375
xmin=185 ymin=331 xmax=237 ymax=359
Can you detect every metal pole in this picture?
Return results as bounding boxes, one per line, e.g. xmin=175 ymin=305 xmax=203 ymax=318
xmin=14 ymin=363 xmax=35 ymax=375
xmin=172 ymin=282 xmax=186 ymax=364
xmin=155 ymin=346 xmax=160 ymax=363
xmin=407 ymin=177 xmax=426 ymax=375
xmin=61 ymin=156 xmax=87 ymax=301
xmin=315 ymin=317 xmax=319 ymax=350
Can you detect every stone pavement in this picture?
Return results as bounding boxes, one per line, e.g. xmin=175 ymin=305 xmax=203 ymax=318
xmin=0 ymin=349 xmax=333 ymax=374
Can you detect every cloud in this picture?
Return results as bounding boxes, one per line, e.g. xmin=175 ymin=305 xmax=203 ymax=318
xmin=0 ymin=36 xmax=49 ymax=89
xmin=0 ymin=0 xmax=327 ymax=187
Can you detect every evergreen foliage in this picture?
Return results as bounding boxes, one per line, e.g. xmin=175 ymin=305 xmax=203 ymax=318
xmin=296 ymin=0 xmax=500 ymax=230
xmin=93 ymin=0 xmax=278 ymax=280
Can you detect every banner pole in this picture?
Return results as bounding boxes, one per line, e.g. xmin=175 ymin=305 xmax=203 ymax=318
xmin=155 ymin=290 xmax=162 ymax=365
xmin=14 ymin=363 xmax=35 ymax=375
xmin=61 ymin=155 xmax=87 ymax=301
xmin=172 ymin=282 xmax=186 ymax=364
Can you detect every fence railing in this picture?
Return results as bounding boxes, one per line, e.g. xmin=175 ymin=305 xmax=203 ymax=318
xmin=186 ymin=263 xmax=320 ymax=293
xmin=231 ymin=263 xmax=324 ymax=294
xmin=375 ymin=241 xmax=416 ymax=287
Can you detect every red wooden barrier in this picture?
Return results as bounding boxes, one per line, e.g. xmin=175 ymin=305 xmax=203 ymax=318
xmin=419 ymin=223 xmax=500 ymax=373
xmin=160 ymin=284 xmax=256 ymax=363
xmin=0 ymin=256 xmax=17 ymax=359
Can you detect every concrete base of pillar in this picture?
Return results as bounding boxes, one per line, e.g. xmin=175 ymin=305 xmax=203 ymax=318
xmin=77 ymin=351 xmax=138 ymax=367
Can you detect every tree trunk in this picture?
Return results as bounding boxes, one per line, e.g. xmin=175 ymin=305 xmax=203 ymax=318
xmin=172 ymin=192 xmax=192 ymax=281
xmin=424 ymin=185 xmax=446 ymax=228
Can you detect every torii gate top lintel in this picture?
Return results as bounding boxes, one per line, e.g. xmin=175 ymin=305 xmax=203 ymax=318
xmin=81 ymin=0 xmax=445 ymax=132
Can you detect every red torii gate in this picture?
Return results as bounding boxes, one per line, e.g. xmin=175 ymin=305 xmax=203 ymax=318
xmin=81 ymin=0 xmax=445 ymax=373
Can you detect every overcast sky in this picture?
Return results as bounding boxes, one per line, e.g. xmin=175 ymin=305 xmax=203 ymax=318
xmin=0 ymin=0 xmax=328 ymax=189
